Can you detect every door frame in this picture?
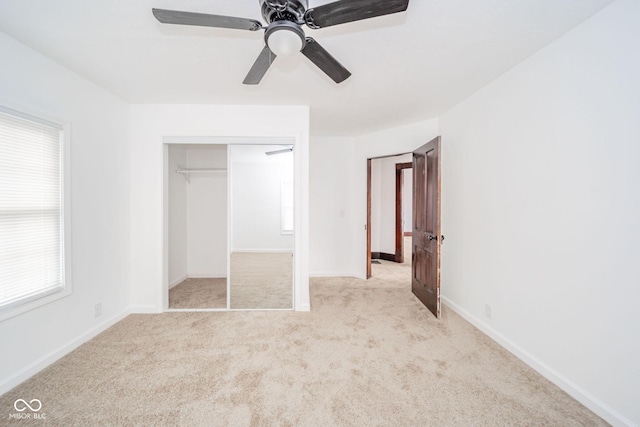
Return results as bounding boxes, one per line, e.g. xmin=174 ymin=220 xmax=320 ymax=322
xmin=366 ymin=152 xmax=411 ymax=278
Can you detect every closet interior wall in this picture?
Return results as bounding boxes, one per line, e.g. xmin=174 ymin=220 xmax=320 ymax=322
xmin=168 ymin=144 xmax=227 ymax=288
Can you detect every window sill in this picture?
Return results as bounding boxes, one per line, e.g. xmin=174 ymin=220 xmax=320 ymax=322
xmin=0 ymin=286 xmax=72 ymax=322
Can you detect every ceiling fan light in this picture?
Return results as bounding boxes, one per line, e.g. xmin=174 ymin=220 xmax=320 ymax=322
xmin=265 ymin=22 xmax=306 ymax=57
xmin=268 ymin=30 xmax=303 ymax=56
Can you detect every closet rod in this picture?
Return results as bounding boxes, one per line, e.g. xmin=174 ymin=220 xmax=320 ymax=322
xmin=175 ymin=168 xmax=226 ymax=173
xmin=176 ymin=168 xmax=226 ymax=184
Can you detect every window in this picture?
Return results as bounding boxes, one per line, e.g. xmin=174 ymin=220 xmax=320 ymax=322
xmin=0 ymin=106 xmax=70 ymax=319
xmin=281 ymin=179 xmax=294 ymax=235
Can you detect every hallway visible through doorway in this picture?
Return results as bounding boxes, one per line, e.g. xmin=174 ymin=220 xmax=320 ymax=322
xmin=370 ymin=235 xmax=412 ymax=282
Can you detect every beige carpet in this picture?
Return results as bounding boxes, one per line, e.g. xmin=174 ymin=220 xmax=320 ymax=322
xmin=169 ymin=278 xmax=227 ymax=309
xmin=230 ymin=252 xmax=293 ymax=309
xmin=0 ymin=260 xmax=606 ymax=426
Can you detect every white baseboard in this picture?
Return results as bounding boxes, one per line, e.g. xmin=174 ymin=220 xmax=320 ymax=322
xmin=169 ymin=274 xmax=188 ymax=289
xmin=441 ymin=296 xmax=634 ymax=427
xmin=128 ymin=305 xmax=161 ymax=314
xmin=232 ymin=249 xmax=294 ymax=253
xmin=187 ymin=274 xmax=226 ymax=279
xmin=170 ymin=275 xmax=227 ymax=289
xmin=309 ymin=272 xmax=360 ymax=278
xmin=0 ymin=308 xmax=131 ymax=396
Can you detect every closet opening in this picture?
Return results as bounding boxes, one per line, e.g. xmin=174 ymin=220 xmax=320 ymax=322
xmin=164 ymin=141 xmax=295 ymax=311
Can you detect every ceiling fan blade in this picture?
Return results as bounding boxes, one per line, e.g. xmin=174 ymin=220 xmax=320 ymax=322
xmin=301 ymin=38 xmax=351 ymax=84
xmin=304 ymin=0 xmax=409 ymax=29
xmin=152 ymin=8 xmax=263 ymax=31
xmin=243 ymin=46 xmax=277 ymax=85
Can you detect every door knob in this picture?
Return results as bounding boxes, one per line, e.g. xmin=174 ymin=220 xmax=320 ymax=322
xmin=428 ymin=235 xmax=438 ymax=241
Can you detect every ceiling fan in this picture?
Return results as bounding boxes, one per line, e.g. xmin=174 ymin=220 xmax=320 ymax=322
xmin=152 ymin=0 xmax=410 ymax=85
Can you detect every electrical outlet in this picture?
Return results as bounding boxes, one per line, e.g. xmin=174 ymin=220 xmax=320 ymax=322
xmin=485 ymin=304 xmax=493 ymax=320
xmin=94 ymin=303 xmax=102 ymax=318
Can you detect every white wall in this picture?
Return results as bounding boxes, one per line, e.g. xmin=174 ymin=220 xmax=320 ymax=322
xmin=439 ymin=1 xmax=640 ymax=425
xmin=130 ymin=105 xmax=310 ymax=312
xmin=168 ymin=145 xmax=228 ymax=282
xmin=230 ymin=145 xmax=294 ymax=252
xmin=353 ymin=120 xmax=439 ymax=277
xmin=186 ymin=146 xmax=227 ymax=277
xmin=0 ymin=32 xmax=130 ymax=393
xmin=402 ymin=169 xmax=413 ymax=234
xmin=308 ymin=137 xmax=359 ymax=277
xmin=168 ymin=145 xmax=187 ymax=286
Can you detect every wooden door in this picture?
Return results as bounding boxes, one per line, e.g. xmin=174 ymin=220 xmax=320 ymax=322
xmin=412 ymin=137 xmax=441 ymax=318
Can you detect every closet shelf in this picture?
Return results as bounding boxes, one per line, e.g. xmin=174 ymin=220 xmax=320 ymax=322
xmin=176 ymin=168 xmax=226 ymax=183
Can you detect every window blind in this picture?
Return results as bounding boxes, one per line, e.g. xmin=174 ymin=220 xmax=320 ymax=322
xmin=0 ymin=107 xmax=64 ymax=311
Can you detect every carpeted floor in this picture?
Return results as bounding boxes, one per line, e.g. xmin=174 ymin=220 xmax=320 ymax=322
xmin=0 ymin=259 xmax=606 ymax=426
xmin=169 ymin=278 xmax=227 ymax=309
xmin=168 ymin=252 xmax=293 ymax=310
xmin=230 ymin=252 xmax=293 ymax=309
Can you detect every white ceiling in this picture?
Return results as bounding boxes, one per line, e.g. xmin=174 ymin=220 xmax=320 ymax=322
xmin=0 ymin=0 xmax=614 ymax=136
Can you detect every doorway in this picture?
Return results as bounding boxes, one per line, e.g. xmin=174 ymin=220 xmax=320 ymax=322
xmin=365 ymin=136 xmax=442 ymax=319
xmin=366 ymin=153 xmax=412 ymax=278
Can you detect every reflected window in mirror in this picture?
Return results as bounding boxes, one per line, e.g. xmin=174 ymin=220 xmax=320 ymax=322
xmin=281 ymin=179 xmax=294 ymax=235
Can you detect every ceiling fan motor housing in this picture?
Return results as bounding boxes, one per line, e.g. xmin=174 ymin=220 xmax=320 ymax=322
xmin=260 ymin=0 xmax=308 ymax=24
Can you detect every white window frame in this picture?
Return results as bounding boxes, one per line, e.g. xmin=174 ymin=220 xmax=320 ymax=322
xmin=281 ymin=178 xmax=294 ymax=235
xmin=0 ymin=103 xmax=72 ymax=322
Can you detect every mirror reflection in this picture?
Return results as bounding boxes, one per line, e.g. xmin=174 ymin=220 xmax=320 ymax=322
xmin=229 ymin=144 xmax=294 ymax=309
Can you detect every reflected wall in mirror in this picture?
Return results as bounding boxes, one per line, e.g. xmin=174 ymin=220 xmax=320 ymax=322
xmin=167 ymin=144 xmax=227 ymax=309
xmin=229 ymin=144 xmax=294 ymax=309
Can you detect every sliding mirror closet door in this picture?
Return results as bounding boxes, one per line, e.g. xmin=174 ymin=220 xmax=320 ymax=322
xmin=167 ymin=144 xmax=228 ymax=309
xmin=229 ymin=144 xmax=294 ymax=309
